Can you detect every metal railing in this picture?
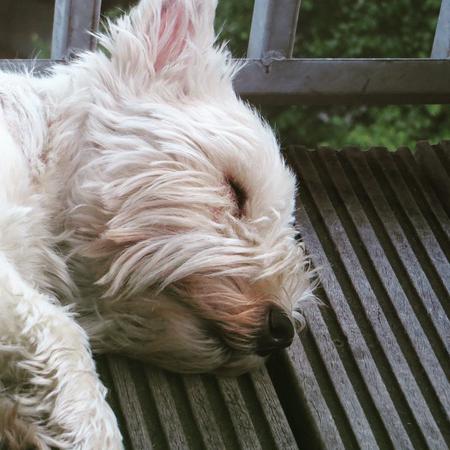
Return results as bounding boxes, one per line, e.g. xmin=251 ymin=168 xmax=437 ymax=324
xmin=432 ymin=0 xmax=450 ymax=58
xmin=51 ymin=0 xmax=102 ymax=60
xmin=1 ymin=0 xmax=449 ymax=105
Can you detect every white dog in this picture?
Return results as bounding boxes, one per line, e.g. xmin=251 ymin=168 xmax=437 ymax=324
xmin=0 ymin=0 xmax=313 ymax=448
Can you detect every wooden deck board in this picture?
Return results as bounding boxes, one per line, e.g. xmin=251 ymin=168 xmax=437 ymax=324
xmin=100 ymin=144 xmax=450 ymax=450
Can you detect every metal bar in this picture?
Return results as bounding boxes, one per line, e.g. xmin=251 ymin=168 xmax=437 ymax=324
xmin=247 ymin=0 xmax=301 ymax=59
xmin=235 ymin=58 xmax=450 ymax=105
xmin=431 ymin=0 xmax=450 ymax=58
xmin=51 ymin=0 xmax=102 ymax=59
xmin=2 ymin=58 xmax=450 ymax=105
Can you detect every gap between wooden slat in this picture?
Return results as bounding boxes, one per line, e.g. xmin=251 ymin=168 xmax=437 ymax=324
xmin=368 ymin=149 xmax=450 ymax=294
xmin=304 ymin=306 xmax=381 ymax=448
xmin=107 ymin=357 xmax=154 ymax=450
xmin=249 ymin=368 xmax=298 ymax=449
xmin=328 ymin=149 xmax=450 ymax=437
xmin=145 ymin=368 xmax=190 ymax=450
xmin=281 ymin=337 xmax=346 ymax=450
xmin=416 ymin=142 xmax=450 ymax=221
xmin=288 ymin=148 xmax=416 ymax=449
xmin=292 ymin=147 xmax=446 ymax=449
xmin=339 ymin=149 xmax=449 ymax=355
xmin=216 ymin=378 xmax=262 ymax=449
xmin=182 ymin=375 xmax=227 ymax=449
xmin=395 ymin=148 xmax=450 ymax=259
xmin=312 ymin=148 xmax=450 ymax=444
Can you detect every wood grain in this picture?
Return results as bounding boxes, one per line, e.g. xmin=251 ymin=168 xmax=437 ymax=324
xmin=97 ymin=144 xmax=449 ymax=450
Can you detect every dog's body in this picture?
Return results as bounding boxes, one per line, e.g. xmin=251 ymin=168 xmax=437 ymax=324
xmin=0 ymin=1 xmax=313 ymax=448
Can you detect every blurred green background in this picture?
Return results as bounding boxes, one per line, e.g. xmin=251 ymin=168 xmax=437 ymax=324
xmin=1 ymin=0 xmax=448 ymax=150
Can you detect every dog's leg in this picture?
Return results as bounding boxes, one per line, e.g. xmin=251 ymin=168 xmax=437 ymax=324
xmin=0 ymin=255 xmax=123 ymax=450
xmin=0 ymin=98 xmax=122 ymax=449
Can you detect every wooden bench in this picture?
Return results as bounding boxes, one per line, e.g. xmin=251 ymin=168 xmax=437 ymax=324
xmin=92 ymin=142 xmax=449 ymax=450
xmin=2 ymin=1 xmax=449 ymax=448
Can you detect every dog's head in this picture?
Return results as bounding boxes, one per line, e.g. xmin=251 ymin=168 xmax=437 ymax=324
xmin=62 ymin=0 xmax=314 ymax=374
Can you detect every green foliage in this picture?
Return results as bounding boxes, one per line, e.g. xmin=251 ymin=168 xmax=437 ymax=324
xmin=215 ymin=2 xmax=254 ymax=57
xmin=296 ymin=0 xmax=440 ymax=58
xmin=217 ymin=0 xmax=450 ymax=150
xmin=30 ymin=33 xmax=50 ymax=58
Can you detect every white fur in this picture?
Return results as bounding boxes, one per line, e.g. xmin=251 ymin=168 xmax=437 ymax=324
xmin=0 ymin=0 xmax=314 ymax=447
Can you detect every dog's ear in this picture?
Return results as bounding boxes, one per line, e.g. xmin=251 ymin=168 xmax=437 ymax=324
xmin=100 ymin=0 xmax=233 ymax=95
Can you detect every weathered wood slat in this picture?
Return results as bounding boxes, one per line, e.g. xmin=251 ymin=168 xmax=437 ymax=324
xmin=182 ymin=375 xmax=227 ymax=449
xmin=216 ymin=378 xmax=263 ymax=450
xmin=95 ymin=145 xmax=449 ymax=450
xmin=105 ymin=360 xmax=295 ymax=449
xmin=289 ymin=147 xmax=448 ymax=449
xmin=287 ymin=150 xmax=415 ymax=450
xmin=369 ymin=148 xmax=450 ymax=294
xmin=249 ymin=368 xmax=297 ymax=449
xmin=95 ymin=357 xmax=133 ymax=450
xmin=107 ymin=357 xmax=154 ymax=450
xmin=415 ymin=141 xmax=450 ymax=218
xmin=302 ymin=306 xmax=379 ymax=448
xmin=295 ymin=206 xmax=413 ymax=450
xmin=395 ymin=147 xmax=450 ymax=250
xmin=284 ymin=337 xmax=346 ymax=450
xmin=317 ymin=148 xmax=450 ymax=410
xmin=145 ymin=369 xmax=189 ymax=450
xmin=341 ymin=149 xmax=450 ymax=355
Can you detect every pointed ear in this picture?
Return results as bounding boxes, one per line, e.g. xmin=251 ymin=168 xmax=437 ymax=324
xmin=100 ymin=0 xmax=223 ymax=92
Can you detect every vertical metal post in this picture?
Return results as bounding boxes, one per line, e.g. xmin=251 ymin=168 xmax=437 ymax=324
xmin=431 ymin=0 xmax=450 ymax=58
xmin=51 ymin=0 xmax=102 ymax=60
xmin=247 ymin=0 xmax=301 ymax=59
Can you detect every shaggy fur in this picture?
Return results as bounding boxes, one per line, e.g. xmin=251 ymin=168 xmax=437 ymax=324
xmin=0 ymin=0 xmax=314 ymax=448
xmin=0 ymin=398 xmax=40 ymax=450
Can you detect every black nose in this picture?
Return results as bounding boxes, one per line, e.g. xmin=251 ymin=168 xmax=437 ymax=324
xmin=256 ymin=308 xmax=295 ymax=356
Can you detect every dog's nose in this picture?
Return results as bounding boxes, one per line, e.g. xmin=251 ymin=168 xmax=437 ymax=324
xmin=255 ymin=307 xmax=295 ymax=356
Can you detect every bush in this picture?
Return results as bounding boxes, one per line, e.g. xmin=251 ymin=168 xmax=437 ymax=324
xmin=216 ymin=0 xmax=450 ymax=150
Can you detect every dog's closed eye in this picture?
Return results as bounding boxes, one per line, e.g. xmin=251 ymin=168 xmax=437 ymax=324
xmin=226 ymin=177 xmax=246 ymax=217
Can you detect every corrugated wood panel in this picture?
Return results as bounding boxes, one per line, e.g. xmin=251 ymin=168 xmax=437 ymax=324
xmin=99 ymin=357 xmax=296 ymax=449
xmin=100 ymin=144 xmax=449 ymax=450
xmin=280 ymin=144 xmax=449 ymax=449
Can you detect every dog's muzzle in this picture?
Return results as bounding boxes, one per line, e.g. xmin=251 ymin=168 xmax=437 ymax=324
xmin=255 ymin=307 xmax=295 ymax=356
